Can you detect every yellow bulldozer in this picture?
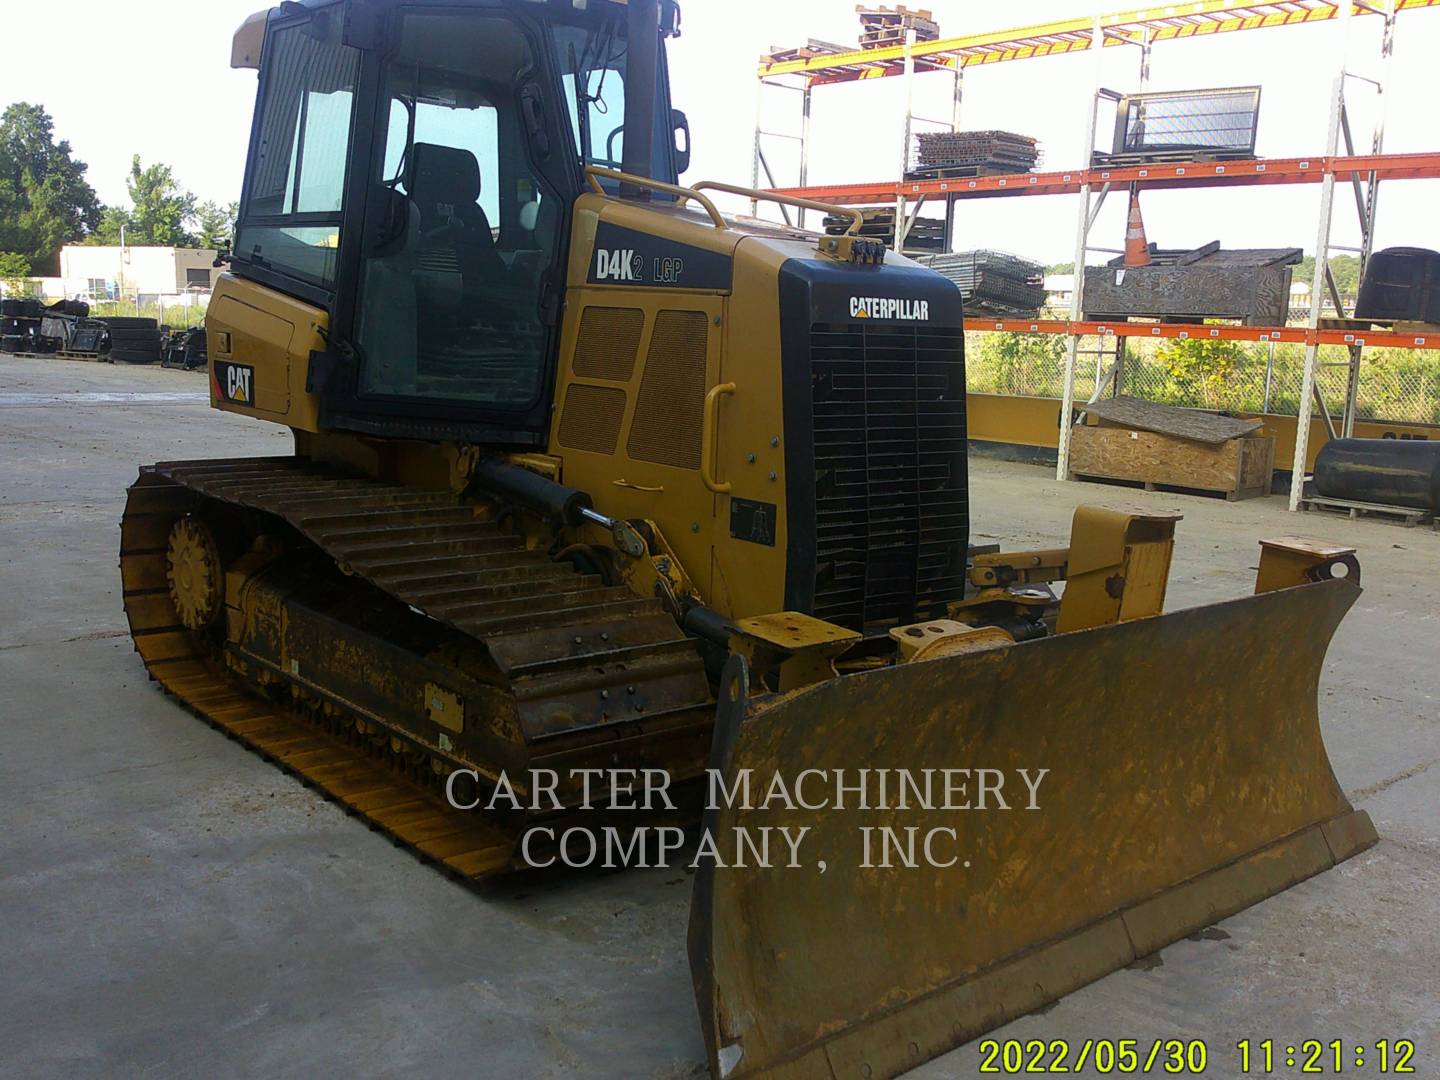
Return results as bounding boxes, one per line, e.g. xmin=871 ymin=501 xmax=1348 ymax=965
xmin=119 ymin=1 xmax=1375 ymax=1075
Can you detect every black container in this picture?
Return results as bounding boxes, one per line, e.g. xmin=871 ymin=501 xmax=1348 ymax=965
xmin=1314 ymin=438 xmax=1440 ymax=512
xmin=1355 ymin=247 xmax=1440 ymax=323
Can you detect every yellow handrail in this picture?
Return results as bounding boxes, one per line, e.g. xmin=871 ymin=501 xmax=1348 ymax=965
xmin=582 ymin=167 xmax=865 ymax=236
xmin=690 ymin=180 xmax=864 ymax=235
xmin=584 ymin=166 xmax=728 ymax=229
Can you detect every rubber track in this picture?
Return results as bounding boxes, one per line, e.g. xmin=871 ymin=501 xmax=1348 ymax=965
xmin=120 ymin=457 xmax=715 ymax=880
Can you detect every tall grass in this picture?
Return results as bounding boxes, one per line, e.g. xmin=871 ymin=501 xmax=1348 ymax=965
xmin=89 ymin=298 xmax=209 ymax=330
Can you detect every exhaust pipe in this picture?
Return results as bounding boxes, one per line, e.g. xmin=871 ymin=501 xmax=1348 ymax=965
xmin=619 ymin=0 xmax=660 ymax=198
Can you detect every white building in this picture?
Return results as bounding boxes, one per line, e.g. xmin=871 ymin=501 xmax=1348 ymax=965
xmin=1043 ymin=273 xmax=1075 ymax=311
xmin=57 ymin=245 xmax=220 ymax=302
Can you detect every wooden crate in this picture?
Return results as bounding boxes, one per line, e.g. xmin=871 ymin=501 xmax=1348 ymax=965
xmin=1069 ymin=424 xmax=1275 ymax=500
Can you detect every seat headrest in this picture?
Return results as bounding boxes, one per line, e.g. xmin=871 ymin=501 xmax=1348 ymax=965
xmin=410 ymin=143 xmax=482 ymax=209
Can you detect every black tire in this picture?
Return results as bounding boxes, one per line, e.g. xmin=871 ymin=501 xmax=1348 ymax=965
xmin=98 ymin=317 xmax=158 ymax=331
xmin=2 ymin=335 xmax=25 ymax=352
xmin=107 ymin=329 xmax=162 ymax=345
xmin=111 ymin=349 xmax=161 ymax=364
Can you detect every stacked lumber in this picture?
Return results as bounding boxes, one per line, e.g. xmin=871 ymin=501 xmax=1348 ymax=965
xmin=909 ymin=130 xmax=1039 ymax=179
xmin=915 ymin=250 xmax=1046 ymax=317
xmin=857 ymin=5 xmax=940 ymax=48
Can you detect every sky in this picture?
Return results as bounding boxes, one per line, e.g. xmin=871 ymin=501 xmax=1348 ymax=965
xmin=2 ymin=0 xmax=1437 ymax=265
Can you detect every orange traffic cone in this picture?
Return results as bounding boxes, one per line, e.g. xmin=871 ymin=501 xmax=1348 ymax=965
xmin=1124 ymin=188 xmax=1152 ymax=267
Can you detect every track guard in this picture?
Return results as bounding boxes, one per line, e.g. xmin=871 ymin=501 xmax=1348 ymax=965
xmin=688 ymin=579 xmax=1375 ymax=1079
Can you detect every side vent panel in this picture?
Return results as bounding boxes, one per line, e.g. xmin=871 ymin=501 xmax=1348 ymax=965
xmin=627 ymin=311 xmax=709 ymax=470
xmin=573 ymin=307 xmax=645 ymax=381
xmin=558 ymin=384 xmax=628 ymax=455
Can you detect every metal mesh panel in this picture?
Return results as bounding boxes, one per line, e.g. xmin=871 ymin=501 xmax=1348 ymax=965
xmin=627 ymin=311 xmax=709 ymax=469
xmin=1118 ymin=87 xmax=1260 ymax=155
xmin=573 ymin=307 xmax=645 ymax=382
xmin=557 ymin=384 xmax=628 ymax=455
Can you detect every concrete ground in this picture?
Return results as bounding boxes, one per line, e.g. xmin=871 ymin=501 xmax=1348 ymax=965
xmin=1 ymin=355 xmax=1435 ymax=1079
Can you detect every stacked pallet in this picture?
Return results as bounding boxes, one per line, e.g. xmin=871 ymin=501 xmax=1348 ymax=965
xmin=823 ymin=208 xmax=945 ymax=253
xmin=759 ymin=39 xmax=851 ymax=67
xmin=857 ymin=5 xmax=940 ymax=48
xmin=915 ymin=250 xmax=1046 ymax=317
xmin=909 ymin=130 xmax=1040 ymax=179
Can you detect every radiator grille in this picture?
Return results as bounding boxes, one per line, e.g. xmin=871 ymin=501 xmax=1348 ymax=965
xmin=627 ymin=310 xmax=709 ymax=470
xmin=573 ymin=307 xmax=644 ymax=382
xmin=810 ymin=321 xmax=968 ymax=631
xmin=558 ymin=383 xmax=628 ymax=455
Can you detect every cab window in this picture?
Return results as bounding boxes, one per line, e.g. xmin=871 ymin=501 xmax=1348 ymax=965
xmin=354 ymin=13 xmax=562 ymax=409
xmin=236 ymin=14 xmax=359 ymax=289
xmin=555 ymin=20 xmax=675 ymax=183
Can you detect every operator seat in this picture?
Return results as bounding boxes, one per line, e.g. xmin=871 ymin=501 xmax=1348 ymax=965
xmin=409 ymin=142 xmax=505 ymax=301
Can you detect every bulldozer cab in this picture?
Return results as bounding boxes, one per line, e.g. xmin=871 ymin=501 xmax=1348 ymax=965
xmin=231 ymin=0 xmax=685 ymax=443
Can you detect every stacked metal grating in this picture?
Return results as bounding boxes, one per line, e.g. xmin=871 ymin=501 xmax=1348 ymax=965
xmin=915 ymin=250 xmax=1047 ymax=317
xmin=823 ymin=208 xmax=946 ymax=253
xmin=857 ymin=5 xmax=940 ymax=48
xmin=909 ymin=130 xmax=1040 ymax=179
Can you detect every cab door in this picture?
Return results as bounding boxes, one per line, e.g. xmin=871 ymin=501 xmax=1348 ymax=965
xmin=328 ymin=6 xmax=575 ymax=444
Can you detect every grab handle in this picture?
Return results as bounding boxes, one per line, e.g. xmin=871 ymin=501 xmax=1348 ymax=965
xmin=701 ymin=383 xmax=737 ymax=494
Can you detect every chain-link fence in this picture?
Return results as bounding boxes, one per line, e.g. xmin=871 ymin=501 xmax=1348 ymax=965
xmin=88 ymin=293 xmax=211 ymax=330
xmin=965 ymin=332 xmax=1440 ymax=425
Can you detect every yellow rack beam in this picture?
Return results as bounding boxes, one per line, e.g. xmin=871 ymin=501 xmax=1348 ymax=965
xmin=759 ymin=0 xmax=1440 ymax=81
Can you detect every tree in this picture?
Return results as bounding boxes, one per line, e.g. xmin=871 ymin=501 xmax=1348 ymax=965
xmin=195 ymin=200 xmax=238 ymax=250
xmin=0 ymin=251 xmax=32 ymax=296
xmin=121 ymin=155 xmax=199 ymax=247
xmin=1294 ymin=254 xmax=1361 ymax=302
xmin=0 ymin=103 xmax=103 ymax=274
xmin=84 ymin=159 xmax=226 ymax=250
xmin=87 ymin=206 xmax=131 ymax=247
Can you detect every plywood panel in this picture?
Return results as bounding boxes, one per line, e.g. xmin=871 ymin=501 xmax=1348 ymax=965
xmin=1089 ymin=395 xmax=1263 ymax=444
xmin=1070 ymin=425 xmax=1274 ymax=498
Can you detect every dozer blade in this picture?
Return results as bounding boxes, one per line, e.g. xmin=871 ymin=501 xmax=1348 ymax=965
xmin=689 ymin=577 xmax=1375 ymax=1080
